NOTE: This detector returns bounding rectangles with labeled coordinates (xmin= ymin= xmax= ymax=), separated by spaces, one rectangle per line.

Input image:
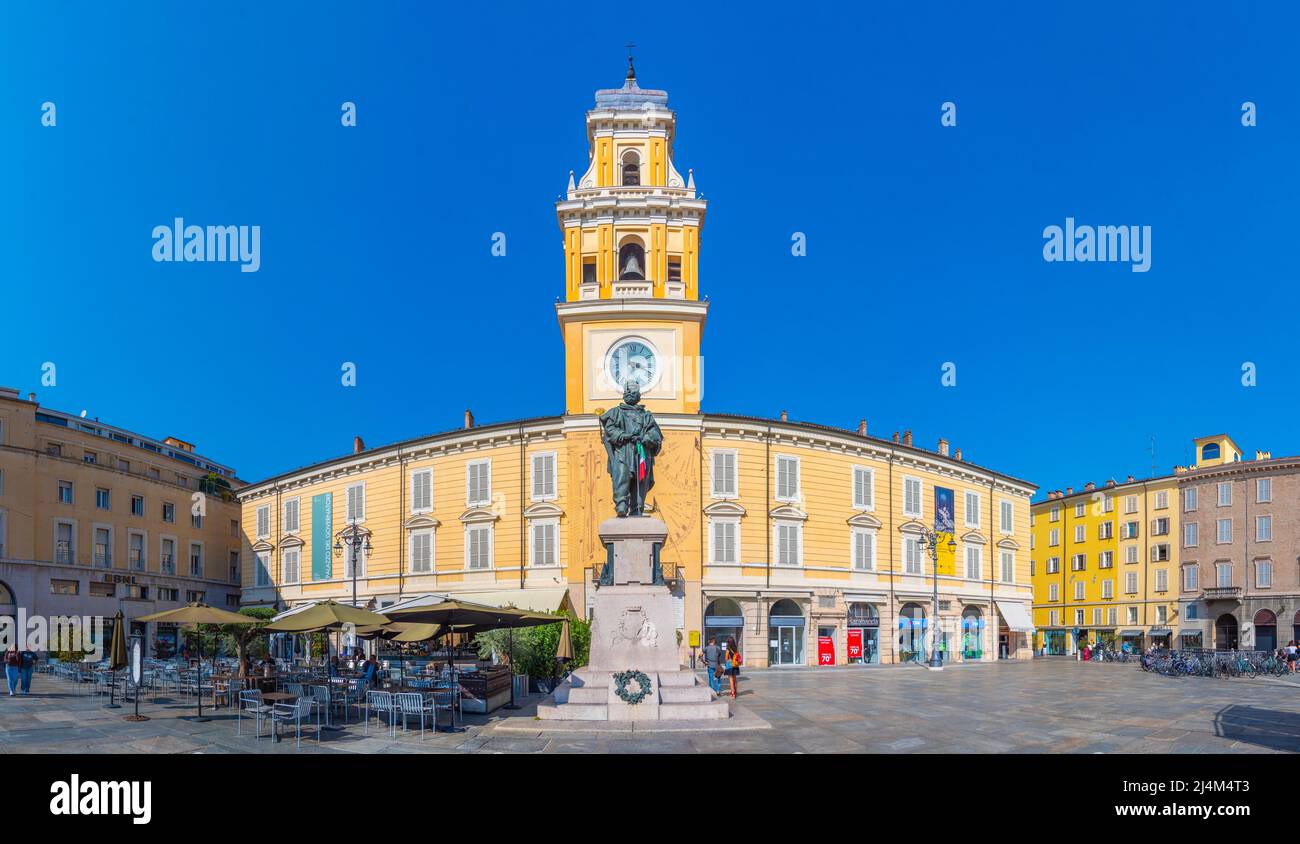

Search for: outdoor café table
xmin=261 ymin=691 xmax=296 ymax=742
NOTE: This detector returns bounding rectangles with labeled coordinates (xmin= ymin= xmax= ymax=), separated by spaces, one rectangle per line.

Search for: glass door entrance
xmin=769 ymin=625 xmax=804 ymax=665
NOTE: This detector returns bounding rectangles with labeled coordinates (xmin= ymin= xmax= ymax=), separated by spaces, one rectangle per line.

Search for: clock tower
xmin=556 ymin=58 xmax=708 ymax=416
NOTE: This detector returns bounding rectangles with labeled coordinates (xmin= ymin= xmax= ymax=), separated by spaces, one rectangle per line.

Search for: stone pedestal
xmin=536 ymin=516 xmax=729 ymax=722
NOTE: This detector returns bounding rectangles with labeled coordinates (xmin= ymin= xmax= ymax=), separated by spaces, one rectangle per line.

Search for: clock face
xmin=606 ymin=338 xmax=659 ymax=391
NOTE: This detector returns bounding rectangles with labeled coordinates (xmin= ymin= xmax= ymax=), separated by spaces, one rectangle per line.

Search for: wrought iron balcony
xmin=1202 ymin=586 xmax=1242 ymax=600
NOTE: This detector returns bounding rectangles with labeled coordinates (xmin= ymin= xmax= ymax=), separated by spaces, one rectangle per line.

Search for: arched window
xmin=1254 ymin=609 xmax=1278 ymax=652
xmin=621 ymin=151 xmax=641 ymax=186
xmin=898 ymin=602 xmax=927 ymax=663
xmin=704 ymin=598 xmax=744 ymax=653
xmin=1214 ymin=613 xmax=1238 ymax=650
xmin=1202 ymin=443 xmax=1221 ymax=460
xmin=618 ymin=241 xmax=646 ymax=280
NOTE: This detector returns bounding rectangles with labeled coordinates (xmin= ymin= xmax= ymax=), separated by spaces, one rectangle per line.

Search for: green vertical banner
xmin=312 ymin=492 xmax=333 ymax=580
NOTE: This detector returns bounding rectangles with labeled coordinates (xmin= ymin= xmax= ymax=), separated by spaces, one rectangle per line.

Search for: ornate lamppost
xmin=916 ymin=526 xmax=957 ymax=669
xmin=334 ymin=520 xmax=372 ymax=608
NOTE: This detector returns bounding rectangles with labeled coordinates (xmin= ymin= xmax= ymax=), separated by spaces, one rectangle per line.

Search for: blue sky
xmin=2 ymin=2 xmax=1296 ymax=495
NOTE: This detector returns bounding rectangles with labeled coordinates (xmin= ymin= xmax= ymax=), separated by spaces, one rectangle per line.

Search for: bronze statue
xmin=600 ymin=381 xmax=662 ymax=517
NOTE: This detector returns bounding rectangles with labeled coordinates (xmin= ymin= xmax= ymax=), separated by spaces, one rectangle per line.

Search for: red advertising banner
xmin=817 ymin=636 xmax=835 ymax=665
xmin=846 ymin=629 xmax=863 ymax=660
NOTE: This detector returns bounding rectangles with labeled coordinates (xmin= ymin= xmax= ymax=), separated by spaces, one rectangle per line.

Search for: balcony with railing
xmin=94 ymin=548 xmax=111 ymax=568
xmin=55 ymin=543 xmax=72 ymax=565
xmin=1203 ymin=586 xmax=1242 ymax=600
xmin=160 ymin=554 xmax=174 ymax=575
xmin=129 ymin=551 xmax=145 ymax=571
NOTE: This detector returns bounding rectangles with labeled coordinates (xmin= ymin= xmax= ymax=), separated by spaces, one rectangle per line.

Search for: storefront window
xmin=704 ymin=598 xmax=744 ymax=660
xmin=768 ymin=599 xmax=805 ymax=666
xmin=847 ymin=603 xmax=880 ymax=664
xmin=961 ymin=607 xmax=983 ymax=660
xmin=898 ymin=603 xmax=926 ymax=664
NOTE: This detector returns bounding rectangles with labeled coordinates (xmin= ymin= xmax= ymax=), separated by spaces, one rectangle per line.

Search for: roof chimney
xmin=857 ymin=419 xmax=867 ymax=437
xmin=28 ymin=392 xmax=36 ymax=402
xmin=937 ymin=438 xmax=949 ymax=457
xmin=353 ymin=436 xmax=365 ymax=455
xmin=1105 ymin=479 xmax=1116 ymax=488
xmin=892 ymin=431 xmax=900 ymax=444
xmin=902 ymin=430 xmax=912 ymax=447
xmin=954 ymin=448 xmax=962 ymax=462
xmin=464 ymin=409 xmax=475 ymax=429
xmin=1126 ymin=475 xmax=1134 ymax=483
xmin=779 ymin=409 xmax=788 ymax=422
xmin=1084 ymin=481 xmax=1096 ymax=492
xmin=1066 ymin=487 xmax=1073 ymax=496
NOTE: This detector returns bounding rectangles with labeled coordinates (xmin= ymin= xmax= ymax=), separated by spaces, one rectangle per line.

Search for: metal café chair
xmin=394 ymin=692 xmax=436 ymax=740
xmin=363 ymin=690 xmax=397 ymax=737
xmin=238 ymin=689 xmax=273 ymax=740
xmin=270 ymin=697 xmax=319 ymax=750
xmin=430 ymin=686 xmax=458 ymax=732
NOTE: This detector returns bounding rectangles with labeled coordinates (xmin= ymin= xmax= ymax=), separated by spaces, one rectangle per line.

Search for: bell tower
xmin=556 ymin=57 xmax=708 ymax=416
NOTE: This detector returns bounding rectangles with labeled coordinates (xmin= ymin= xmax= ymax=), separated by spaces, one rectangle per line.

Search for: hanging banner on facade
xmin=846 ymin=628 xmax=862 ymax=661
xmin=311 ymin=492 xmax=333 ymax=580
xmin=934 ymin=486 xmax=956 ymax=577
xmin=817 ymin=635 xmax=835 ymax=665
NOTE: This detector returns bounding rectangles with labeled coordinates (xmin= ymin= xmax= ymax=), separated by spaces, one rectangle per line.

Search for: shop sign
xmin=817 ymin=636 xmax=835 ymax=665
xmin=846 ymin=629 xmax=862 ymax=660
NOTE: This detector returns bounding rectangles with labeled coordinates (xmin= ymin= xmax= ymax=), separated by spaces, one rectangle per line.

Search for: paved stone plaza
xmin=2 ymin=659 xmax=1298 ymax=754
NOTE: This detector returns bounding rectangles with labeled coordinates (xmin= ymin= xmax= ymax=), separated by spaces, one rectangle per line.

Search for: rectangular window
xmin=1102 ymin=579 xmax=1114 ymax=599
xmin=903 ymin=536 xmax=923 ymax=575
xmin=1256 ymin=560 xmax=1273 ymax=589
xmin=1154 ymin=490 xmax=1169 ymax=509
xmin=94 ymin=527 xmax=111 ymax=568
xmin=1125 ymin=545 xmax=1139 ymax=564
xmin=1073 ymin=502 xmax=1085 ymax=518
xmin=711 ymin=520 xmax=737 ymax=564
xmin=1050 ymin=610 xmax=1060 ymax=627
xmin=853 ymin=466 xmax=874 ymax=510
xmin=1074 ymin=581 xmax=1085 ymax=600
xmin=411 ymin=469 xmax=433 ymax=513
xmin=1071 ymin=553 xmax=1086 ymax=571
xmin=1074 ymin=525 xmax=1085 ymax=543
xmin=712 ymin=451 xmax=738 ymax=498
xmin=1125 ymin=572 xmax=1138 ymax=594
xmin=410 ymin=530 xmax=433 ymax=573
xmin=128 ymin=532 xmax=145 ymax=571
xmin=466 ymin=525 xmax=492 ymax=569
xmin=1049 ymin=507 xmax=1060 ymax=523
xmin=965 ymin=491 xmax=981 ymax=527
xmin=130 ymin=495 xmax=144 ymax=517
xmin=531 ymin=521 xmax=557 ymax=566
xmin=1127 ymin=606 xmax=1138 ymax=624
xmin=1184 ymin=522 xmax=1198 ymax=547
xmin=1151 ymin=517 xmax=1169 ymax=536
xmin=1216 ymin=518 xmax=1232 ymax=544
xmin=531 ymin=453 xmax=557 ymax=502
xmin=83 ymin=450 xmax=97 ymax=464
xmin=255 ymin=551 xmax=271 ymax=587
xmin=1000 ymin=550 xmax=1014 ymax=583
xmin=162 ymin=502 xmax=175 ymax=523
xmin=346 ymin=482 xmax=366 ymax=522
xmin=776 ymin=523 xmax=801 ymax=566
xmin=1099 ymin=550 xmax=1114 ymax=568
xmin=284 ymin=498 xmax=300 ymax=533
xmin=160 ymin=538 xmax=175 ymax=574
xmin=1107 ymin=607 xmax=1117 ymax=626
xmin=1098 ymin=521 xmax=1113 ymax=540
xmin=1000 ymin=500 xmax=1013 ymax=533
xmin=1124 ymin=495 xmax=1139 ymax=514
xmin=1048 ymin=528 xmax=1059 ymax=547
xmin=1182 ymin=565 xmax=1198 ymax=591
xmin=50 ymin=579 xmax=79 ymax=596
xmin=189 ymin=543 xmax=203 ymax=577
xmin=230 ymin=519 xmax=238 ymax=539
xmin=1048 ymin=583 xmax=1059 ymax=602
xmin=1154 ymin=569 xmax=1168 ymax=592
xmin=191 ymin=512 xmax=203 ymax=529
xmin=964 ymin=545 xmax=981 ymax=580
xmin=1092 ymin=608 xmax=1102 ymax=625
xmin=59 ymin=481 xmax=73 ymax=505
xmin=1152 ymin=544 xmax=1170 ymax=562
xmin=1121 ymin=521 xmax=1139 ymax=540
xmin=282 ymin=548 xmax=300 ymax=583
xmin=1184 ymin=488 xmax=1198 ymax=511
xmin=1217 ymin=482 xmax=1232 ymax=506
xmin=89 ymin=582 xmax=115 ymax=598
xmin=854 ymin=529 xmax=876 ymax=571
xmin=256 ymin=505 xmax=270 ymax=540
xmin=1156 ymin=605 xmax=1168 ymax=624
xmin=96 ymin=488 xmax=111 ymax=510
xmin=1216 ymin=563 xmax=1232 ymax=588
xmin=776 ymin=456 xmax=800 ymax=502
xmin=1256 ymin=478 xmax=1271 ymax=503
xmin=1046 ymin=556 xmax=1060 ymax=574
xmin=1256 ymin=515 xmax=1272 ymax=541
xmin=466 ymin=461 xmax=491 ymax=507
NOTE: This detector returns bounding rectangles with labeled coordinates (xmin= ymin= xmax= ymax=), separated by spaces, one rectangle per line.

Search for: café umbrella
xmin=555 ymin=617 xmax=574 ymax=664
xmin=355 ymin=621 xmax=440 ymax=683
xmin=134 ymin=602 xmax=261 ymax=722
xmin=105 ymin=610 xmax=128 ymax=709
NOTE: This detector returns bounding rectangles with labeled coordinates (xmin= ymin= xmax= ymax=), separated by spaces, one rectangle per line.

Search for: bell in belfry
xmin=619 ymin=244 xmax=645 ymax=280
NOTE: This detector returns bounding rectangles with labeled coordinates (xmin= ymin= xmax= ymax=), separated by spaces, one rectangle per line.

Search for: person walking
xmin=4 ymin=645 xmax=20 ymax=696
xmin=19 ymin=647 xmax=36 ymax=695
xmin=1286 ymin=640 xmax=1298 ymax=674
xmin=701 ymin=637 xmax=721 ymax=694
xmin=723 ymin=637 xmax=741 ymax=701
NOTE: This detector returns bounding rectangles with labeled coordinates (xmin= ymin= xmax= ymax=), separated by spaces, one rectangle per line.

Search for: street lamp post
xmin=334 ymin=519 xmax=373 ymax=608
xmin=917 ymin=526 xmax=957 ymax=670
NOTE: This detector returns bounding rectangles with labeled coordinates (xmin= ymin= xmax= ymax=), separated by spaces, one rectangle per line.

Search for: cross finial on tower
xmin=625 ymin=42 xmax=637 ymax=81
